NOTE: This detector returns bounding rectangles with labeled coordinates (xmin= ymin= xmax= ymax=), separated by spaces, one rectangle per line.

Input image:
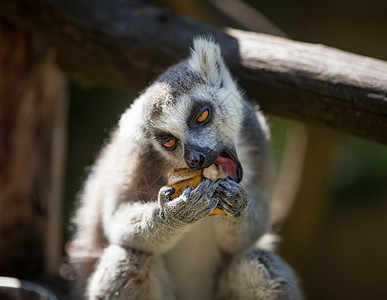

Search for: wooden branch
xmin=0 ymin=0 xmax=386 ymax=144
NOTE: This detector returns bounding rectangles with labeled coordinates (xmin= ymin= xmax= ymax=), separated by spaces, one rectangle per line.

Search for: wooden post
xmin=0 ymin=21 xmax=67 ymax=278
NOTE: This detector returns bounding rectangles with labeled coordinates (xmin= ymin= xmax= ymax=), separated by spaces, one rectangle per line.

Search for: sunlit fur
xmin=70 ymin=37 xmax=302 ymax=300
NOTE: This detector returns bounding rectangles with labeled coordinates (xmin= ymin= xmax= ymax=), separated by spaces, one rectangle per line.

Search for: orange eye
xmin=163 ymin=138 xmax=176 ymax=148
xmin=197 ymin=109 xmax=209 ymax=123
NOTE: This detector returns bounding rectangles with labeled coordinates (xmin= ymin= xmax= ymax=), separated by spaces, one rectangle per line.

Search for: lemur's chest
xmin=163 ymin=217 xmax=222 ymax=300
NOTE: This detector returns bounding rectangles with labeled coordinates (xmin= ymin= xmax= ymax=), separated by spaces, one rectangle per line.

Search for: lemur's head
xmin=122 ymin=38 xmax=246 ymax=182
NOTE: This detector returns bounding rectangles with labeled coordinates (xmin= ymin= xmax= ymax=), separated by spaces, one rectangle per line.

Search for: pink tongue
xmin=215 ymin=154 xmax=237 ymax=179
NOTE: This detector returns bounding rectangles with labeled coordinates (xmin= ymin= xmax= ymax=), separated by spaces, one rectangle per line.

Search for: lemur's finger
xmin=196 ymin=185 xmax=219 ymax=210
xmin=158 ymin=186 xmax=175 ymax=206
xmin=218 ymin=178 xmax=244 ymax=194
xmin=216 ymin=187 xmax=239 ymax=208
xmin=168 ymin=186 xmax=193 ymax=210
xmin=181 ymin=186 xmax=194 ymax=198
xmin=188 ymin=177 xmax=216 ymax=202
xmin=185 ymin=192 xmax=219 ymax=222
xmin=217 ymin=200 xmax=242 ymax=218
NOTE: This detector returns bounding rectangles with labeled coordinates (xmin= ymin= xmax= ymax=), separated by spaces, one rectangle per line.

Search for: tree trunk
xmin=0 ymin=21 xmax=67 ymax=278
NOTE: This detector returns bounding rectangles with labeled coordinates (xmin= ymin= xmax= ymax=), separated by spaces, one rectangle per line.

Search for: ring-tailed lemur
xmin=70 ymin=37 xmax=302 ymax=300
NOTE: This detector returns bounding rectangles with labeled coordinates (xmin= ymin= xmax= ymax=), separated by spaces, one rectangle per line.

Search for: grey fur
xmin=156 ymin=62 xmax=204 ymax=97
xmin=69 ymin=37 xmax=302 ymax=299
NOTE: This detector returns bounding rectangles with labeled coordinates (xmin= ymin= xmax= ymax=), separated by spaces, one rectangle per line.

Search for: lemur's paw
xmin=158 ymin=178 xmax=219 ymax=224
xmin=215 ymin=178 xmax=248 ymax=218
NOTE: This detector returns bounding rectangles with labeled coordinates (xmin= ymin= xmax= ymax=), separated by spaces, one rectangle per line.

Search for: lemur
xmin=70 ymin=37 xmax=303 ymax=300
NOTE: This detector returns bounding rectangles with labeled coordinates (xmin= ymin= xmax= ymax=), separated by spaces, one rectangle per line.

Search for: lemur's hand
xmin=215 ymin=178 xmax=248 ymax=218
xmin=158 ymin=178 xmax=219 ymax=224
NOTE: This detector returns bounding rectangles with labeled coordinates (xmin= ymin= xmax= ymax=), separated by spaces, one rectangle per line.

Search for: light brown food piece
xmin=167 ymin=165 xmax=227 ymax=217
xmin=167 ymin=168 xmax=203 ymax=199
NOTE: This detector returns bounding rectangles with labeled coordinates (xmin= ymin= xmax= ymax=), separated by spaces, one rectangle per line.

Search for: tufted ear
xmin=188 ymin=37 xmax=227 ymax=86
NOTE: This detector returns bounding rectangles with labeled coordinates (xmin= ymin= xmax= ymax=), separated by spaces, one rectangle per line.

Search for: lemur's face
xmin=141 ymin=39 xmax=246 ymax=182
xmin=146 ymin=80 xmax=243 ymax=183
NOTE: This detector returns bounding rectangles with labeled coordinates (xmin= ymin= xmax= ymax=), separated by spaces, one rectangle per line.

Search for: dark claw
xmin=233 ymin=211 xmax=241 ymax=218
xmin=166 ymin=186 xmax=175 ymax=197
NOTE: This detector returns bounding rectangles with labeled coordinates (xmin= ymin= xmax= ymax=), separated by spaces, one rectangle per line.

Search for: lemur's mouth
xmin=215 ymin=151 xmax=243 ymax=183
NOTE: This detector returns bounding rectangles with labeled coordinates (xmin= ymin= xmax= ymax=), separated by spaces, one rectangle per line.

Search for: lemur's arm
xmin=102 ymin=176 xmax=219 ymax=254
xmin=102 ymin=199 xmax=186 ymax=254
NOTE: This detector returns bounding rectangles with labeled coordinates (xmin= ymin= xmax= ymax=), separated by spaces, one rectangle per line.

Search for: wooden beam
xmin=0 ymin=0 xmax=386 ymax=144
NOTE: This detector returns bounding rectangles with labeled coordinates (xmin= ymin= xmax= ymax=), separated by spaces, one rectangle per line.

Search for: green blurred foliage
xmin=330 ymin=137 xmax=387 ymax=209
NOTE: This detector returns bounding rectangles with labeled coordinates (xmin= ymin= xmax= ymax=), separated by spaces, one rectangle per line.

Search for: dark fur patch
xmin=186 ymin=100 xmax=214 ymax=129
xmin=156 ymin=61 xmax=204 ymax=97
xmin=142 ymin=62 xmax=205 ymax=135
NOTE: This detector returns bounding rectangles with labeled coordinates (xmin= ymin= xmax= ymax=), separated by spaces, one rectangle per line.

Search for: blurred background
xmin=1 ymin=0 xmax=386 ymax=299
xmin=65 ymin=1 xmax=387 ymax=299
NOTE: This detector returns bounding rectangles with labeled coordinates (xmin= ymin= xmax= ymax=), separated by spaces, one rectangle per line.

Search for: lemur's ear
xmin=188 ymin=37 xmax=227 ymax=86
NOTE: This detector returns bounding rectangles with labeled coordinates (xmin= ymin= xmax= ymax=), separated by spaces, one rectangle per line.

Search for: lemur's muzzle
xmin=184 ymin=145 xmax=217 ymax=170
xmin=184 ymin=144 xmax=243 ymax=183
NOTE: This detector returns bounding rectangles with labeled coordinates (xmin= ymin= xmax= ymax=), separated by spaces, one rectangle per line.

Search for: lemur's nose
xmin=187 ymin=151 xmax=206 ymax=169
xmin=184 ymin=144 xmax=217 ymax=170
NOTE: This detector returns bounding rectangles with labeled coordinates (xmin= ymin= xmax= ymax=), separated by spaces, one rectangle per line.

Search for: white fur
xmin=164 ymin=218 xmax=222 ymax=300
xmin=118 ymin=95 xmax=146 ymax=142
xmin=189 ymin=37 xmax=223 ymax=85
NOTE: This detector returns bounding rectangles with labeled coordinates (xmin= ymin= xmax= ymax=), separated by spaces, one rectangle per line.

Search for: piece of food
xmin=167 ymin=165 xmax=227 ymax=217
xmin=203 ymin=164 xmax=227 ymax=181
xmin=167 ymin=168 xmax=203 ymax=199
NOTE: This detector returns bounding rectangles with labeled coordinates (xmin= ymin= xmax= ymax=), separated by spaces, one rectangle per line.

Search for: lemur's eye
xmin=197 ymin=109 xmax=209 ymax=123
xmin=162 ymin=138 xmax=176 ymax=148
